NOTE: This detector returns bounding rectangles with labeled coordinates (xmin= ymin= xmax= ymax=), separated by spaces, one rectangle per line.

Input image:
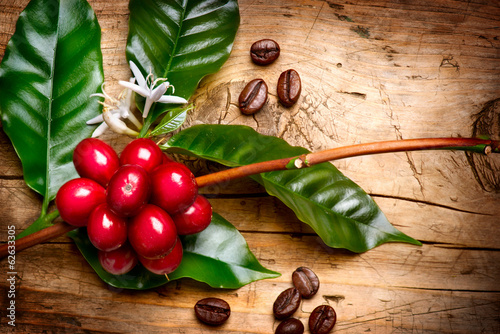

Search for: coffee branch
xmin=0 ymin=136 xmax=498 ymax=259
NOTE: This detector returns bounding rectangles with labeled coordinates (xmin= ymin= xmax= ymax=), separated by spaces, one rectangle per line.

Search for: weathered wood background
xmin=1 ymin=0 xmax=499 ymax=332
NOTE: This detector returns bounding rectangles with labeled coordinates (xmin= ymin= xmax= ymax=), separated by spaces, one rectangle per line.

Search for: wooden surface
xmin=1 ymin=0 xmax=499 ymax=332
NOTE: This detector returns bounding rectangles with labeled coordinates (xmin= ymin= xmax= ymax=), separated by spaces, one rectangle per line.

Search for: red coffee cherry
xmin=98 ymin=243 xmax=138 ymax=275
xmin=172 ymin=195 xmax=212 ymax=235
xmin=150 ymin=162 xmax=198 ymax=214
xmin=119 ymin=138 xmax=163 ymax=173
xmin=106 ymin=164 xmax=151 ymax=217
xmin=139 ymin=238 xmax=183 ymax=275
xmin=87 ymin=203 xmax=128 ymax=252
xmin=55 ymin=178 xmax=106 ymax=227
xmin=128 ymin=204 xmax=178 ymax=259
xmin=73 ymin=138 xmax=120 ymax=186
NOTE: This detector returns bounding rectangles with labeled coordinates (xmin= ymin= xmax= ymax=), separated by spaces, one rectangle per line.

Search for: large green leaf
xmin=163 ymin=124 xmax=422 ymax=253
xmin=126 ymin=0 xmax=239 ymax=124
xmin=0 ymin=0 xmax=104 ymax=202
xmin=69 ymin=213 xmax=280 ymax=290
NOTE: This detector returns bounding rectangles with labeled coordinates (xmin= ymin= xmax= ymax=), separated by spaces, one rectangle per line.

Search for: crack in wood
xmin=323 ymin=294 xmax=346 ymax=304
xmin=0 ymin=175 xmax=23 ymax=180
xmin=370 ymin=193 xmax=492 ymax=216
xmin=392 ymin=286 xmax=500 ymax=294
xmin=466 ymin=97 xmax=500 ymax=192
xmin=431 ymin=244 xmax=500 ymax=252
xmin=339 ymin=91 xmax=366 ymax=99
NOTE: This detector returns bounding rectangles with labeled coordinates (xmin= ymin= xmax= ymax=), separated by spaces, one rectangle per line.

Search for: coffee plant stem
xmin=0 ymin=216 xmax=74 ymax=259
xmin=1 ymin=137 xmax=498 ymax=259
xmin=196 ymin=137 xmax=499 ymax=187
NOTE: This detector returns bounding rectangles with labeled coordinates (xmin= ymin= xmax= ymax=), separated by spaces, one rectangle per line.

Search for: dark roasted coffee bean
xmin=275 ymin=318 xmax=304 ymax=334
xmin=238 ymin=78 xmax=268 ymax=114
xmin=277 ymin=69 xmax=301 ymax=107
xmin=308 ymin=305 xmax=336 ymax=334
xmin=250 ymin=39 xmax=280 ymax=65
xmin=273 ymin=287 xmax=302 ymax=319
xmin=194 ymin=297 xmax=231 ymax=326
xmin=292 ymin=267 xmax=320 ymax=298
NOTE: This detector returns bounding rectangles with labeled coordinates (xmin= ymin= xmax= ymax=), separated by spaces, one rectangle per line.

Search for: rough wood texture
xmin=1 ymin=0 xmax=499 ymax=333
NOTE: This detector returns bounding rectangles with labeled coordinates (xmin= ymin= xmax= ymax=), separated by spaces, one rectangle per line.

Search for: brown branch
xmin=195 ymin=157 xmax=293 ymax=188
xmin=1 ymin=136 xmax=498 ymax=260
xmin=303 ymin=137 xmax=497 ymax=166
xmin=196 ymin=137 xmax=498 ymax=187
xmin=0 ymin=221 xmax=75 ymax=259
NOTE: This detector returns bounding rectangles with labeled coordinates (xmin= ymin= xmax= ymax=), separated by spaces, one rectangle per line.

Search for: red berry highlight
xmin=55 ymin=178 xmax=106 ymax=227
xmin=106 ymin=164 xmax=151 ymax=217
xmin=119 ymin=138 xmax=163 ymax=173
xmin=150 ymin=162 xmax=198 ymax=214
xmin=172 ymin=195 xmax=212 ymax=235
xmin=87 ymin=203 xmax=128 ymax=252
xmin=98 ymin=243 xmax=138 ymax=275
xmin=128 ymin=204 xmax=178 ymax=259
xmin=73 ymin=138 xmax=120 ymax=186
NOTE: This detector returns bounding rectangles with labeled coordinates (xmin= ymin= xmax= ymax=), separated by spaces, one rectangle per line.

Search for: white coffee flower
xmin=87 ymin=81 xmax=141 ymax=137
xmin=118 ymin=61 xmax=187 ymax=118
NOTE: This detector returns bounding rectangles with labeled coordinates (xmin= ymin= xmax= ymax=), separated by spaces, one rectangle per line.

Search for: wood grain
xmin=1 ymin=0 xmax=499 ymax=333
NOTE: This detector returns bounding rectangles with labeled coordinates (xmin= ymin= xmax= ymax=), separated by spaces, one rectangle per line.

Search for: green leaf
xmin=150 ymin=105 xmax=192 ymax=136
xmin=164 ymin=124 xmax=422 ymax=253
xmin=69 ymin=213 xmax=279 ymax=290
xmin=125 ymin=0 xmax=240 ymax=126
xmin=0 ymin=0 xmax=104 ymax=202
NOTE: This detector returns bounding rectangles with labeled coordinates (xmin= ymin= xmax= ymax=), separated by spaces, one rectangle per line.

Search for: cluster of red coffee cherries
xmin=55 ymin=138 xmax=212 ymax=276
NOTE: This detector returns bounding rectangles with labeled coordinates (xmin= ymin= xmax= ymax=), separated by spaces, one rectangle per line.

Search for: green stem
xmin=15 ymin=209 xmax=60 ymax=240
xmin=138 ymin=101 xmax=158 ymax=138
xmin=138 ymin=115 xmax=152 ymax=138
xmin=40 ymin=194 xmax=50 ymax=216
xmin=0 ymin=212 xmax=73 ymax=259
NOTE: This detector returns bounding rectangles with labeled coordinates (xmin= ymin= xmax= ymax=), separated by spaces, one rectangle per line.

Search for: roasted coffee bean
xmin=250 ymin=39 xmax=280 ymax=65
xmin=275 ymin=318 xmax=304 ymax=334
xmin=308 ymin=305 xmax=336 ymax=334
xmin=273 ymin=287 xmax=302 ymax=319
xmin=292 ymin=267 xmax=320 ymax=298
xmin=277 ymin=69 xmax=301 ymax=107
xmin=194 ymin=297 xmax=231 ymax=326
xmin=238 ymin=78 xmax=268 ymax=114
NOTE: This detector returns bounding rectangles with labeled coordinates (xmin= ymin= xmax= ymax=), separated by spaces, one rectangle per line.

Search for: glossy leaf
xmin=126 ymin=0 xmax=240 ymax=124
xmin=69 ymin=213 xmax=279 ymax=290
xmin=164 ymin=124 xmax=422 ymax=253
xmin=0 ymin=0 xmax=104 ymax=202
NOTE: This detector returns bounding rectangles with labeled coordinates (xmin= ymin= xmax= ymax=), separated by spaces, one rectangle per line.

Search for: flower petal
xmin=157 ymin=95 xmax=188 ymax=104
xmin=150 ymin=83 xmax=168 ymax=101
xmin=129 ymin=61 xmax=146 ymax=88
xmin=103 ymin=110 xmax=139 ymax=136
xmin=86 ymin=114 xmax=104 ymax=124
xmin=117 ymin=105 xmax=130 ymax=118
xmin=119 ymin=80 xmax=150 ymax=97
xmin=142 ymin=98 xmax=154 ymax=118
xmin=91 ymin=122 xmax=109 ymax=138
